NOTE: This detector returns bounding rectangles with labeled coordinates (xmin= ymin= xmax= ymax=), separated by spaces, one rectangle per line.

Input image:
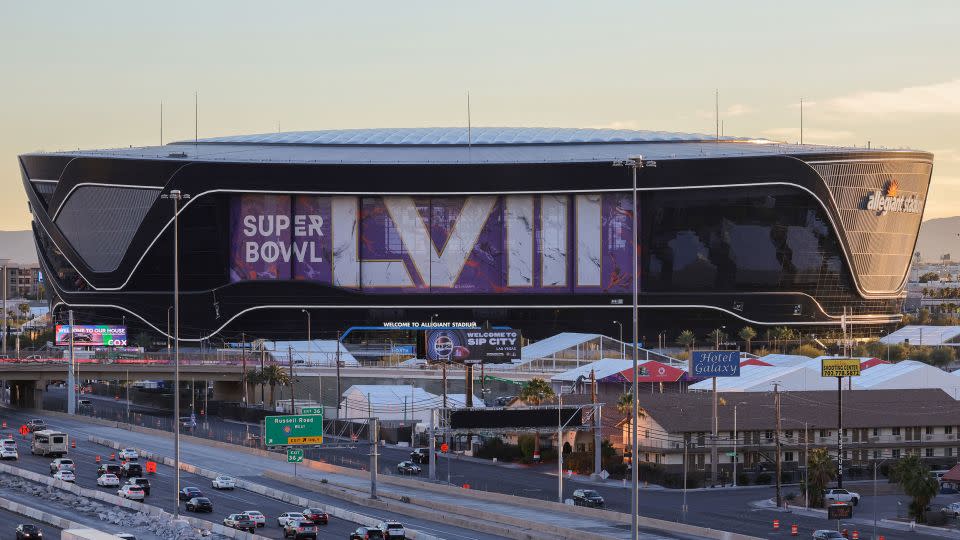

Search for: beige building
xmin=0 ymin=261 xmax=42 ymax=300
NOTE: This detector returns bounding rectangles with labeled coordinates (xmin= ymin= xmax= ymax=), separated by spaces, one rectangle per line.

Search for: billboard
xmin=55 ymin=325 xmax=127 ymax=347
xmin=425 ymin=329 xmax=520 ymax=364
xmin=229 ymin=193 xmax=636 ymax=294
xmin=821 ymin=358 xmax=861 ymax=377
xmin=450 ymin=407 xmax=583 ymax=430
xmin=690 ymin=351 xmax=741 ymax=378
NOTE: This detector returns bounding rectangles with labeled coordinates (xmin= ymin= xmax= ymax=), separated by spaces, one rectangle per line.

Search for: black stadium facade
xmin=19 ymin=128 xmax=932 ymax=342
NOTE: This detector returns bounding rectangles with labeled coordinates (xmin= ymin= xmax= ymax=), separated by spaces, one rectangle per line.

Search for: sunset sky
xmin=1 ymin=1 xmax=957 ymax=229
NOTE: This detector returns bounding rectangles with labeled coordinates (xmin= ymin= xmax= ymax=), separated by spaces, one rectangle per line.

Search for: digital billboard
xmin=55 ymin=325 xmax=128 ymax=346
xmin=229 ymin=193 xmax=636 ymax=294
xmin=424 ymin=329 xmax=520 ymax=364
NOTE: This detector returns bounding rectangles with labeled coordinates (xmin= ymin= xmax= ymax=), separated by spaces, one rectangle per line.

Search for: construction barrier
xmin=109 ymin=453 xmax=115 ymax=461
xmin=790 ymin=523 xmax=798 ymax=536
xmin=772 ymin=519 xmax=779 ymax=530
xmin=71 ymin=440 xmax=76 ymax=449
xmin=851 ymin=532 xmax=858 ymax=540
xmin=95 ymin=455 xmax=101 ymax=464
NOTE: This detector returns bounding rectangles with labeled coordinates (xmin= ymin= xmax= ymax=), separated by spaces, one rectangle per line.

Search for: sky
xmin=1 ymin=1 xmax=958 ymax=229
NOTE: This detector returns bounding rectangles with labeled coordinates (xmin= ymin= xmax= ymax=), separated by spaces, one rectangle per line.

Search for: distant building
xmin=0 ymin=260 xmax=41 ymax=300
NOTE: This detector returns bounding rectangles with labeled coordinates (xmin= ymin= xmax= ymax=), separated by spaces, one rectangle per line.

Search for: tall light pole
xmin=301 ymin=309 xmax=311 ymax=364
xmin=732 ymin=401 xmax=746 ymax=487
xmin=161 ymin=188 xmax=189 ymax=518
xmin=166 ymin=306 xmax=173 ymax=356
xmin=613 ymin=320 xmax=623 ymax=359
xmin=629 ymin=157 xmax=643 ymax=540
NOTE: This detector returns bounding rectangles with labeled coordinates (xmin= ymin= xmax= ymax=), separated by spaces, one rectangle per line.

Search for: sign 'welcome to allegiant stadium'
xmin=229 ymin=193 xmax=635 ymax=294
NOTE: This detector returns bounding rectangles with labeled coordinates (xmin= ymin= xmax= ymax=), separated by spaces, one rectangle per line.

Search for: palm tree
xmin=738 ymin=326 xmax=757 ymax=354
xmin=707 ymin=328 xmax=728 ymax=349
xmin=676 ymin=330 xmax=696 ymax=352
xmin=806 ymin=448 xmax=835 ymax=507
xmin=260 ymin=365 xmax=290 ymax=407
xmin=518 ymin=378 xmax=556 ymax=460
xmin=244 ymin=369 xmax=264 ymax=406
xmin=893 ymin=454 xmax=940 ymax=522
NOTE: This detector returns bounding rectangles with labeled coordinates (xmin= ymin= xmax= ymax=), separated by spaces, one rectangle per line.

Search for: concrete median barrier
xmin=0 ymin=493 xmax=88 ymax=530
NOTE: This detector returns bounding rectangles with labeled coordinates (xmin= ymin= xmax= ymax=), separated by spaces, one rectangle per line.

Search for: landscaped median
xmin=0 ymin=461 xmax=267 ymax=540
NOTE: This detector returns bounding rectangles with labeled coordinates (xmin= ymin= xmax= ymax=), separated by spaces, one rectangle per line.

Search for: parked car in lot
xmin=118 ymin=448 xmax=139 ymax=460
xmin=378 ymin=520 xmax=406 ymax=539
xmin=53 ymin=469 xmax=75 ymax=482
xmin=49 ymin=458 xmax=74 ymax=474
xmin=97 ymin=473 xmax=120 ymax=487
xmin=26 ymin=419 xmax=46 ymax=432
xmin=812 ymin=531 xmax=845 ymax=539
xmin=283 ymin=518 xmax=317 ymax=539
xmin=97 ymin=464 xmax=122 ymax=477
xmin=572 ymin=489 xmax=605 ymax=508
xmin=240 ymin=510 xmax=266 ymax=528
xmin=0 ymin=446 xmax=18 ymax=460
xmin=178 ymin=487 xmax=203 ymax=500
xmin=349 ymin=526 xmax=384 ymax=540
xmin=120 ymin=461 xmax=142 ymax=477
xmin=212 ymin=475 xmax=236 ymax=489
xmin=277 ymin=512 xmax=306 ymax=527
xmin=942 ymin=501 xmax=960 ymax=517
xmin=15 ymin=523 xmax=42 ymax=539
xmin=301 ymin=508 xmax=328 ymax=525
xmin=223 ymin=514 xmax=256 ymax=533
xmin=397 ymin=460 xmax=421 ymax=475
xmin=824 ymin=488 xmax=860 ymax=505
xmin=185 ymin=497 xmax=213 ymax=512
xmin=409 ymin=448 xmax=431 ymax=464
xmin=117 ymin=485 xmax=145 ymax=500
xmin=126 ymin=477 xmax=151 ymax=496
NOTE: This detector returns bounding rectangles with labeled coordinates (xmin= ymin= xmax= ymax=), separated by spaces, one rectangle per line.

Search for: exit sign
xmin=265 ymin=413 xmax=323 ymax=446
xmin=287 ymin=449 xmax=304 ymax=463
xmin=300 ymin=406 xmax=323 ymax=415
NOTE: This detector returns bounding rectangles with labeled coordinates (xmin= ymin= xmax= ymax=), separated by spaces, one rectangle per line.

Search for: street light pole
xmin=629 ymin=157 xmax=642 ymax=540
xmin=166 ymin=306 xmax=173 ymax=356
xmin=301 ymin=309 xmax=311 ymax=365
xmin=613 ymin=320 xmax=623 ymax=359
xmin=162 ymin=188 xmax=188 ymax=518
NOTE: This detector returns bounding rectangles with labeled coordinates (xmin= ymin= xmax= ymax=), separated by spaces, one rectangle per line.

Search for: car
xmin=223 ymin=514 xmax=257 ymax=533
xmin=126 ymin=477 xmax=151 ymax=496
xmin=283 ymin=519 xmax=318 ymax=539
xmin=120 ymin=461 xmax=143 ymax=477
xmin=185 ymin=497 xmax=213 ymax=512
xmin=0 ymin=447 xmax=18 ymax=460
xmin=212 ymin=475 xmax=236 ymax=489
xmin=70 ymin=332 xmax=93 ymax=343
xmin=53 ymin=469 xmax=75 ymax=482
xmin=179 ymin=417 xmax=197 ymax=429
xmin=378 ymin=520 xmax=406 ymax=539
xmin=410 ymin=447 xmax=431 ymax=464
xmin=26 ymin=419 xmax=46 ymax=432
xmin=114 ymin=535 xmax=136 ymax=540
xmin=78 ymin=399 xmax=93 ymax=409
xmin=178 ymin=487 xmax=203 ymax=500
xmin=118 ymin=448 xmax=138 ymax=460
xmin=2 ymin=439 xmax=18 ymax=450
xmin=940 ymin=485 xmax=959 ymax=495
xmin=397 ymin=460 xmax=421 ymax=475
xmin=240 ymin=510 xmax=266 ymax=527
xmin=942 ymin=501 xmax=960 ymax=517
xmin=277 ymin=512 xmax=306 ymax=527
xmin=15 ymin=524 xmax=42 ymax=539
xmin=812 ymin=531 xmax=845 ymax=539
xmin=301 ymin=508 xmax=328 ymax=525
xmin=824 ymin=488 xmax=860 ymax=506
xmin=97 ymin=473 xmax=120 ymax=487
xmin=572 ymin=489 xmax=604 ymax=508
xmin=49 ymin=458 xmax=74 ymax=474
xmin=349 ymin=526 xmax=385 ymax=540
xmin=117 ymin=485 xmax=145 ymax=500
xmin=98 ymin=464 xmax=122 ymax=477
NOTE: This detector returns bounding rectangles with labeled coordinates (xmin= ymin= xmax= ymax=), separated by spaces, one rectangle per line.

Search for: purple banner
xmin=230 ymin=193 xmax=636 ymax=293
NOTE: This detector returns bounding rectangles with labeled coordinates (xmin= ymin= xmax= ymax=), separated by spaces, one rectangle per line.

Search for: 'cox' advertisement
xmin=55 ymin=325 xmax=128 ymax=347
xmin=425 ymin=329 xmax=520 ymax=364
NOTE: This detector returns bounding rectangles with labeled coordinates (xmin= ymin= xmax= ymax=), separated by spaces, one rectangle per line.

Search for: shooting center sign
xmin=821 ymin=358 xmax=861 ymax=378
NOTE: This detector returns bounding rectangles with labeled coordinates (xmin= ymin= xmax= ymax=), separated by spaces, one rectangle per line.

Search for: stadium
xmin=18 ymin=127 xmax=932 ymax=342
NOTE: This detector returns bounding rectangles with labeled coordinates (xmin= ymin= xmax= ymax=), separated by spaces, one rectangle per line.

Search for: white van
xmin=31 ymin=430 xmax=69 ymax=457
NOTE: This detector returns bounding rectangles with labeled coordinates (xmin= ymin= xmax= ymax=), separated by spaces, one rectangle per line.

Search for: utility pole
xmin=592 ymin=369 xmax=602 ymax=477
xmin=465 ymin=364 xmax=473 ymax=408
xmin=629 ymin=158 xmax=641 ymax=540
xmin=288 ymin=344 xmax=295 ymax=414
xmin=1 ymin=264 xmax=6 ymax=356
xmin=837 ymin=374 xmax=844 ymax=488
xmin=774 ymin=383 xmax=783 ymax=508
xmin=428 ymin=409 xmax=436 ymax=481
xmin=711 ymin=375 xmax=718 ymax=487
xmin=241 ymin=333 xmax=247 ymax=406
xmin=369 ymin=417 xmax=379 ymax=500
xmin=67 ymin=310 xmax=75 ymax=415
xmin=260 ymin=344 xmax=265 ymax=406
xmin=335 ymin=331 xmax=342 ymax=420
xmin=804 ymin=422 xmax=809 ymax=509
xmin=442 ymin=363 xmax=448 ymax=409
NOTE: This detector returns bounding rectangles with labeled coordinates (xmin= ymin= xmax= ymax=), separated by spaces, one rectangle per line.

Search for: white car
xmin=943 ymin=502 xmax=960 ymax=517
xmin=97 ymin=473 xmax=120 ymax=487
xmin=824 ymin=488 xmax=861 ymax=506
xmin=277 ymin=512 xmax=306 ymax=527
xmin=812 ymin=531 xmax=845 ymax=540
xmin=49 ymin=458 xmax=75 ymax=474
xmin=378 ymin=520 xmax=406 ymax=539
xmin=118 ymin=448 xmax=139 ymax=460
xmin=212 ymin=475 xmax=236 ymax=489
xmin=1 ymin=439 xmax=16 ymax=450
xmin=0 ymin=447 xmax=18 ymax=460
xmin=53 ymin=469 xmax=76 ymax=482
xmin=117 ymin=484 xmax=145 ymax=500
xmin=241 ymin=510 xmax=266 ymax=528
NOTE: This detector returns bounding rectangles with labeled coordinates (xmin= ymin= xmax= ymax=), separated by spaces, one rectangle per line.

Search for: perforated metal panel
xmin=811 ymin=160 xmax=932 ymax=294
xmin=54 ymin=185 xmax=160 ymax=272
xmin=31 ymin=180 xmax=57 ymax=207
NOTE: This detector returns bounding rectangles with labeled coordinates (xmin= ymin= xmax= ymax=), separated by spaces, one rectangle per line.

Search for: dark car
xmin=185 ymin=496 xmax=213 ymax=512
xmin=179 ymin=487 xmax=203 ymax=500
xmin=572 ymin=489 xmax=604 ymax=508
xmin=409 ymin=448 xmax=431 ymax=464
xmin=349 ymin=527 xmax=384 ymax=540
xmin=15 ymin=524 xmax=42 ymax=539
xmin=283 ymin=519 xmax=318 ymax=539
xmin=300 ymin=508 xmax=328 ymax=525
xmin=121 ymin=462 xmax=143 ymax=477
xmin=127 ymin=477 xmax=151 ymax=496
xmin=70 ymin=332 xmax=93 ymax=343
xmin=229 ymin=515 xmax=256 ymax=533
xmin=26 ymin=419 xmax=46 ymax=432
xmin=397 ymin=460 xmax=421 ymax=475
xmin=97 ymin=464 xmax=122 ymax=476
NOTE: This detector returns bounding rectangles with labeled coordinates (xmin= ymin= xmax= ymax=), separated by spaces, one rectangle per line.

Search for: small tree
xmin=518 ymin=378 xmax=556 ymax=458
xmin=707 ymin=328 xmax=728 ymax=349
xmin=676 ymin=330 xmax=696 ymax=351
xmin=738 ymin=326 xmax=757 ymax=353
xmin=892 ymin=454 xmax=939 ymax=522
xmin=244 ymin=369 xmax=264 ymax=405
xmin=806 ymin=448 xmax=835 ymax=507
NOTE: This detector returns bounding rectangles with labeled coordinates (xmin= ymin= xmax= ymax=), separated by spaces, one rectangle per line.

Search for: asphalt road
xmin=0 ymin=506 xmax=56 ymax=539
xmin=37 ymin=391 xmax=960 ymax=539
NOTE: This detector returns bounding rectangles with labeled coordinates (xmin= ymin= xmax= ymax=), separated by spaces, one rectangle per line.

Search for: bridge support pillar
xmin=211 ymin=380 xmax=243 ymax=402
xmin=8 ymin=380 xmax=40 ymax=409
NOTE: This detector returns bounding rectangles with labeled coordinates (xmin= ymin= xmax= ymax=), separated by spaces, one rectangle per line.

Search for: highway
xmin=33 ymin=391 xmax=960 ymax=539
xmin=0 ymin=506 xmax=56 ymax=538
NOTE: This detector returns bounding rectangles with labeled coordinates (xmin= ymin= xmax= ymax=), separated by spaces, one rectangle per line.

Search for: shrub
xmin=563 ymin=442 xmax=572 ymax=455
xmin=756 ymin=472 xmax=772 ymax=484
xmin=737 ymin=473 xmax=750 ymax=486
xmin=475 ymin=438 xmax=523 ymax=462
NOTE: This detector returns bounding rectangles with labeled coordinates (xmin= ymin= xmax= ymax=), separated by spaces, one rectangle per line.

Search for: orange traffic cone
xmin=95 ymin=455 xmax=101 ymax=464
xmin=772 ymin=519 xmax=780 ymax=530
xmin=791 ymin=524 xmax=798 ymax=536
xmin=2 ymin=420 xmax=6 ymax=428
xmin=71 ymin=440 xmax=76 ymax=449
xmin=852 ymin=532 xmax=859 ymax=540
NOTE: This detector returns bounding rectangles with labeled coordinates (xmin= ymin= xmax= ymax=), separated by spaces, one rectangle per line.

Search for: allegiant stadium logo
xmin=863 ymin=180 xmax=922 ymax=215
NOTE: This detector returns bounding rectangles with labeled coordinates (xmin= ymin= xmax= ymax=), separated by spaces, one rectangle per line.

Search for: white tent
xmin=851 ymin=361 xmax=960 ymax=397
xmin=879 ymin=325 xmax=960 ymax=347
xmin=338 ymin=385 xmax=483 ymax=425
xmin=268 ymin=340 xmax=360 ymax=366
xmin=689 ymin=364 xmax=836 ymax=392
